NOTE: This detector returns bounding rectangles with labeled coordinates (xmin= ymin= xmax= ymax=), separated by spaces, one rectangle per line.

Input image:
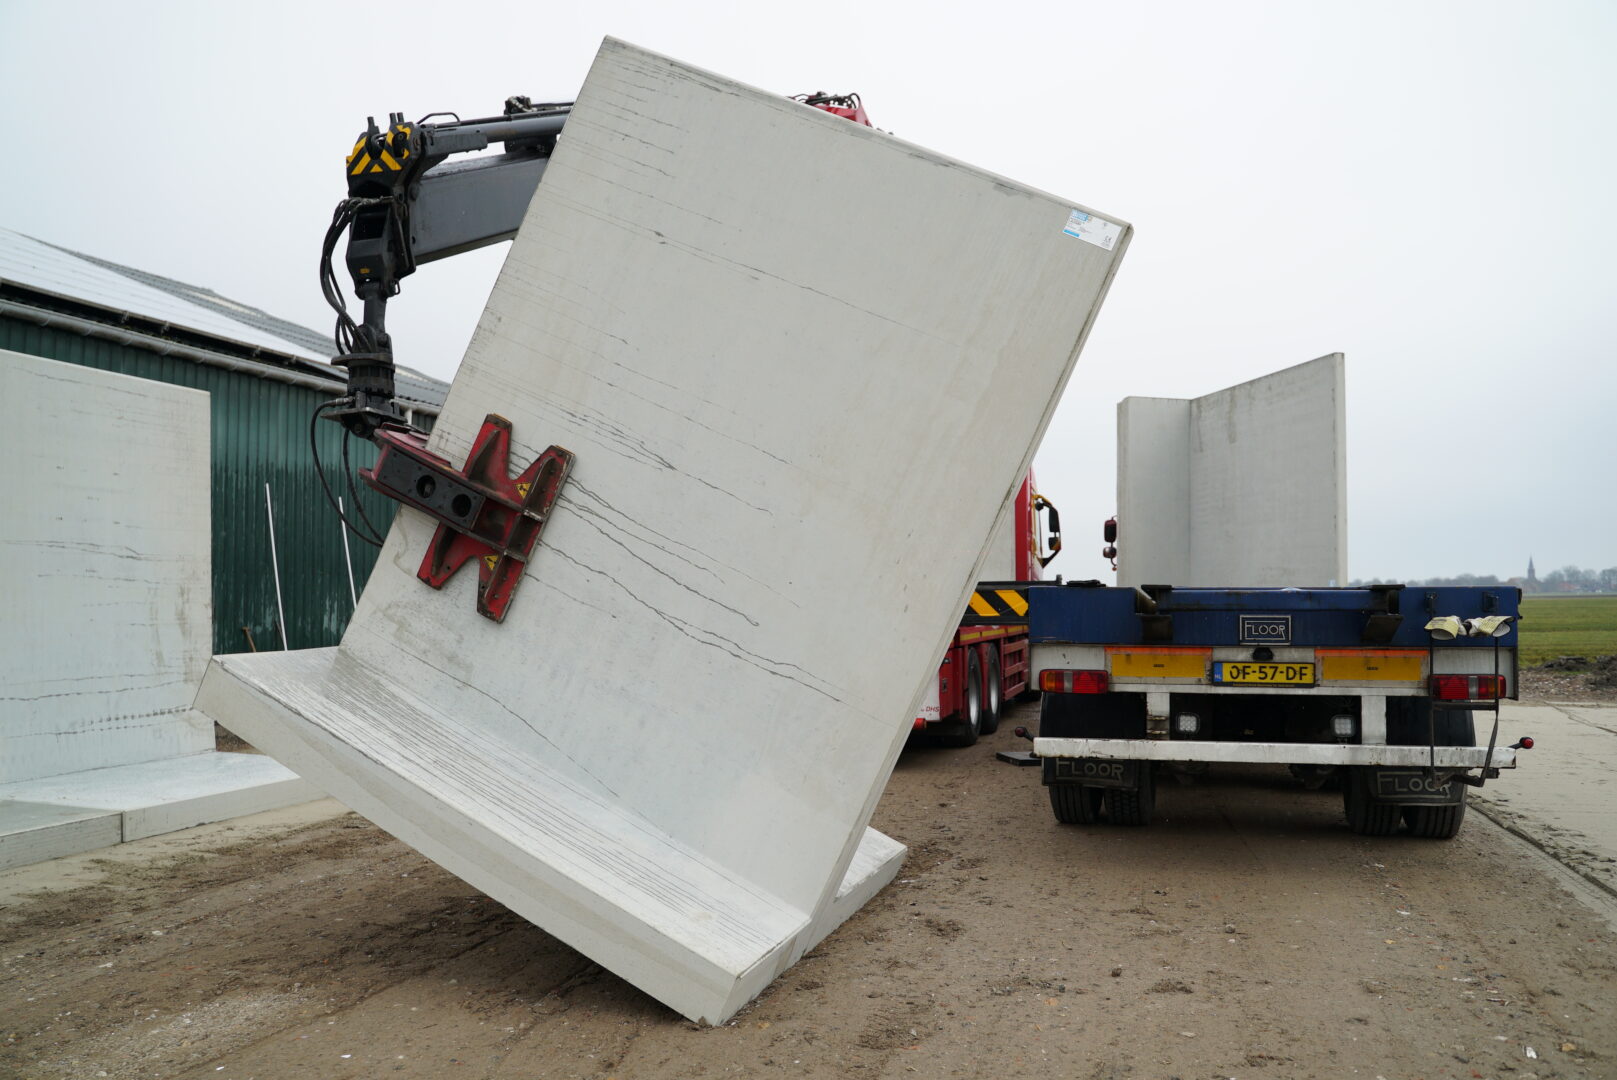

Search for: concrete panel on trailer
xmin=1117 ymin=353 xmax=1346 ymax=588
xmin=1115 ymin=397 xmax=1192 ymax=586
xmin=0 ymin=351 xmax=215 ymax=782
xmin=194 ymin=38 xmax=1130 ymax=1024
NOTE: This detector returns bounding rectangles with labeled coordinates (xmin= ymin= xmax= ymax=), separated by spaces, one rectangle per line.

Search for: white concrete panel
xmin=1116 ymin=397 xmax=1191 ymax=586
xmin=0 ymin=752 xmax=319 ymax=847
xmin=1117 ymin=354 xmax=1345 ymax=587
xmin=195 ymin=39 xmax=1129 ymax=1023
xmin=0 ymin=802 xmax=122 ymax=871
xmin=0 ymin=351 xmax=214 ymax=782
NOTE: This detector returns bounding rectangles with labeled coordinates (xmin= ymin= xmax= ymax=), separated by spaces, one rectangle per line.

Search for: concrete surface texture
xmin=1470 ymin=701 xmax=1617 ymax=897
xmin=0 ymin=350 xmax=214 ymax=782
xmin=193 ymin=38 xmax=1130 ymax=1024
xmin=0 ymin=752 xmax=318 ymax=870
xmin=1117 ymin=353 xmax=1346 ymax=587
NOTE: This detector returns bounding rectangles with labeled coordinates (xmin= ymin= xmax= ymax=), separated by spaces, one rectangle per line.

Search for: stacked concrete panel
xmin=0 ymin=352 xmax=215 ymax=782
xmin=0 ymin=351 xmax=316 ymax=868
xmin=195 ymin=39 xmax=1130 ymax=1023
xmin=1117 ymin=353 xmax=1347 ymax=588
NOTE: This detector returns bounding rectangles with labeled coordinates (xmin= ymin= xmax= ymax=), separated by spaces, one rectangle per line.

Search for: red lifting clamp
xmin=361 ymin=415 xmax=573 ymax=622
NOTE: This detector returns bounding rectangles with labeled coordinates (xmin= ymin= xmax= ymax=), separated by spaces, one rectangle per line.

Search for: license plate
xmin=1211 ymin=661 xmax=1316 ymax=686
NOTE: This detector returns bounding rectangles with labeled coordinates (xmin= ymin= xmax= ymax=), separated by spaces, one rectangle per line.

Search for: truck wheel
xmin=1403 ymin=798 xmax=1467 ymax=839
xmin=1103 ymin=766 xmax=1155 ymax=826
xmin=1049 ymin=783 xmax=1103 ymax=824
xmin=981 ymin=649 xmax=1003 ymax=735
xmin=938 ymin=651 xmax=983 ymax=748
xmin=1343 ymin=768 xmax=1401 ymax=836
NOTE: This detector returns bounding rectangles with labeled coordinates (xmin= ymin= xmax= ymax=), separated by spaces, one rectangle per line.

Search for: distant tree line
xmin=1351 ymin=565 xmax=1617 ymax=592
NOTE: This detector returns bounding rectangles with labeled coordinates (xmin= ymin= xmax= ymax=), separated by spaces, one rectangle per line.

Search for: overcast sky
xmin=4 ymin=1 xmax=1612 ymax=582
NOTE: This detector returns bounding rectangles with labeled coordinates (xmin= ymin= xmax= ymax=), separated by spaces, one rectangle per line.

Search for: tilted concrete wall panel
xmin=1117 ymin=353 xmax=1346 ymax=588
xmin=0 ymin=351 xmax=213 ymax=782
xmin=196 ymin=39 xmax=1130 ymax=1023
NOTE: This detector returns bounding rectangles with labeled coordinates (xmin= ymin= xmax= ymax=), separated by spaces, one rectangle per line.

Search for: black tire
xmin=1049 ymin=783 xmax=1104 ymax=824
xmin=1403 ymin=797 xmax=1467 ymax=839
xmin=1103 ymin=765 xmax=1155 ymax=826
xmin=981 ymin=648 xmax=1003 ymax=735
xmin=1343 ymin=768 xmax=1402 ymax=836
xmin=938 ymin=650 xmax=983 ymax=748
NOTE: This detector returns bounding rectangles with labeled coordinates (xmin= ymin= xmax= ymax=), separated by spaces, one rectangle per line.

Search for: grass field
xmin=1518 ymin=595 xmax=1617 ymax=666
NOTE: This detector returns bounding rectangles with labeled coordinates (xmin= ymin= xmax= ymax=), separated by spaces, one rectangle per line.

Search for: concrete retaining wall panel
xmin=1118 ymin=354 xmax=1346 ymax=588
xmin=196 ymin=38 xmax=1130 ymax=1023
xmin=0 ymin=351 xmax=214 ymax=782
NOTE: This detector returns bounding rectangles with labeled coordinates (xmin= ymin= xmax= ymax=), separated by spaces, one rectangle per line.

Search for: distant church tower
xmin=1527 ymin=556 xmax=1538 ymax=585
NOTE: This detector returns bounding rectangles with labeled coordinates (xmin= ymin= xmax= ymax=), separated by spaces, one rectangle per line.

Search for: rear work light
xmin=1430 ymin=674 xmax=1506 ymax=701
xmin=1041 ymin=669 xmax=1109 ymax=694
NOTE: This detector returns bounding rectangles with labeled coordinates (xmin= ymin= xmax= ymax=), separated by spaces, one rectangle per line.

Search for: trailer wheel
xmin=938 ymin=651 xmax=983 ymax=748
xmin=1403 ymin=798 xmax=1467 ymax=839
xmin=981 ymin=649 xmax=1003 ymax=735
xmin=1103 ymin=766 xmax=1155 ymax=826
xmin=1049 ymin=783 xmax=1103 ymax=824
xmin=1343 ymin=768 xmax=1401 ymax=836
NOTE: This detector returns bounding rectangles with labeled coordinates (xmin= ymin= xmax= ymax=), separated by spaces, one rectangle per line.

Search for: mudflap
xmin=1043 ymin=757 xmax=1140 ymax=790
xmin=1364 ymin=767 xmax=1465 ymax=806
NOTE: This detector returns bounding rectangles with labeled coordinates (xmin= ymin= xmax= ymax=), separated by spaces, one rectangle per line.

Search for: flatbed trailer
xmin=1000 ymin=582 xmax=1532 ymax=838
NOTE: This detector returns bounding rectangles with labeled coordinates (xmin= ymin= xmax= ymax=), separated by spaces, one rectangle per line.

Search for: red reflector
xmin=1429 ymin=674 xmax=1506 ymax=701
xmin=1040 ymin=669 xmax=1109 ymax=694
xmin=1518 ymin=736 xmax=1534 ymax=749
xmin=913 ymin=716 xmax=927 ymax=731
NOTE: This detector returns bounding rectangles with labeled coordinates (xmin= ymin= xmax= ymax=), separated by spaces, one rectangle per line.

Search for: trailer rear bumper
xmin=1031 ymin=738 xmax=1517 ymax=769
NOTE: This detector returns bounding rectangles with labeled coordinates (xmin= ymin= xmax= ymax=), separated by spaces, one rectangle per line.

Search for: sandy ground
xmin=4 ymin=701 xmax=1616 ymax=1080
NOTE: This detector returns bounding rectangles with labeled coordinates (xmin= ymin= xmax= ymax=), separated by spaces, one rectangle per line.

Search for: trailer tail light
xmin=1429 ymin=674 xmax=1506 ymax=701
xmin=1041 ymin=669 xmax=1109 ymax=694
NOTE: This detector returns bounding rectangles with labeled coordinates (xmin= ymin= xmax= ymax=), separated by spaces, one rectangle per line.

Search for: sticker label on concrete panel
xmin=1063 ymin=209 xmax=1121 ymax=250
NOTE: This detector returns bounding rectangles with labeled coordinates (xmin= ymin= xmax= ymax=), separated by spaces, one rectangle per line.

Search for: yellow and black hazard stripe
xmin=961 ymin=583 xmax=1031 ymax=625
xmin=346 ymin=124 xmax=413 ymax=177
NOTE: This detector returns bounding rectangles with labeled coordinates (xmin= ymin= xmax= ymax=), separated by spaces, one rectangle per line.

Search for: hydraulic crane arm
xmin=321 ymin=96 xmax=572 ymax=439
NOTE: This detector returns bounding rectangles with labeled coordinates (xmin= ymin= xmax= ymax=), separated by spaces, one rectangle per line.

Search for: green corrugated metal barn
xmin=0 ymin=227 xmax=448 ymax=654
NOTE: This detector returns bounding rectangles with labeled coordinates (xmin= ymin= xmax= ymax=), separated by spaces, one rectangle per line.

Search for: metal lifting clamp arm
xmin=316 ymin=97 xmax=575 ymax=622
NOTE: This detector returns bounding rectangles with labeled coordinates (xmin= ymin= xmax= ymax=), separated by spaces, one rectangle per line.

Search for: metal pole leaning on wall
xmin=337 ymin=496 xmax=359 ymax=610
xmin=265 ymin=482 xmax=288 ymax=651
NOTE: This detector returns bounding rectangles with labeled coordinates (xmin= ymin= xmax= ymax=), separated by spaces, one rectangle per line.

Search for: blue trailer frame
xmin=997 ymin=583 xmax=1532 ymax=838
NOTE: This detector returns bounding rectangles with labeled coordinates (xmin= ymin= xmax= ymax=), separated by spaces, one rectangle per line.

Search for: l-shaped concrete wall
xmin=1117 ymin=353 xmax=1346 ymax=588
